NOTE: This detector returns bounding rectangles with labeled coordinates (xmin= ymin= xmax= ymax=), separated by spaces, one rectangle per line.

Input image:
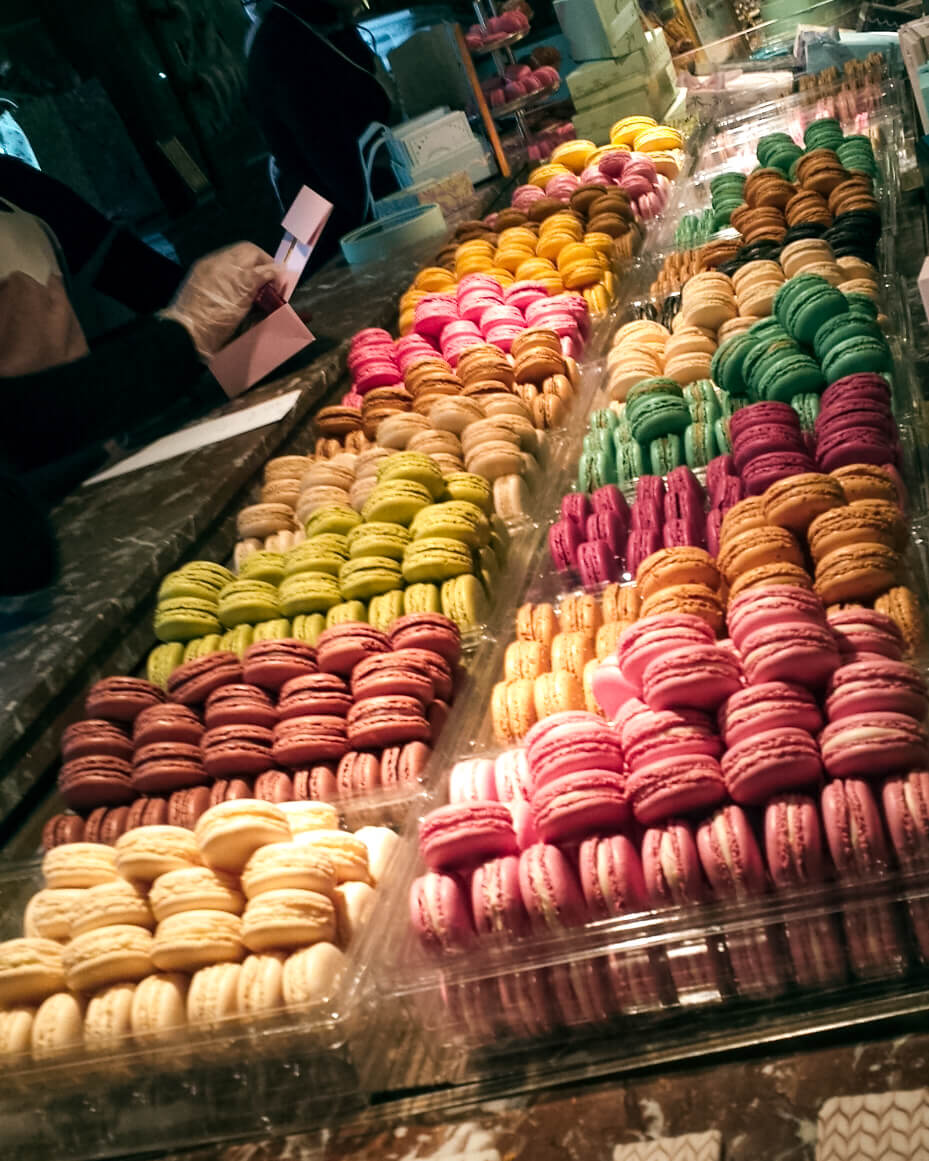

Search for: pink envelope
xmin=275 ymin=186 xmax=334 ymax=298
xmin=209 ymin=304 xmax=314 ymax=398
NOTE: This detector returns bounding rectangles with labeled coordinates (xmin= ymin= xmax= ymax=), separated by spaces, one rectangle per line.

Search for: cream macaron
xmin=151 ymin=910 xmax=244 ymax=972
xmin=63 ymin=924 xmax=154 ymax=992
xmin=0 ymin=938 xmax=67 ymax=1006
xmin=42 ymin=843 xmax=119 ymax=889
xmin=114 ymin=826 xmax=202 ymax=883
xmin=241 ymin=889 xmax=337 ymax=953
xmin=194 ymin=801 xmax=291 ymax=872
xmin=282 ymin=943 xmax=346 ymax=1009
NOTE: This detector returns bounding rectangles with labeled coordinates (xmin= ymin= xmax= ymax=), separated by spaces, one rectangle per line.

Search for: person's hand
xmin=160 ymin=242 xmax=284 ymax=359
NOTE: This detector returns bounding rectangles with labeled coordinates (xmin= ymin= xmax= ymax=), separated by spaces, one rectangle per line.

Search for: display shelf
xmin=469 ymin=28 xmax=529 ymax=56
xmin=490 ymin=85 xmax=558 ymax=120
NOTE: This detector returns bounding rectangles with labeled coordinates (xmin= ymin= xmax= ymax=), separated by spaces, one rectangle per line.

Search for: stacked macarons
xmin=50 ymin=616 xmax=460 ymax=847
xmin=464 ymin=8 xmax=529 ymax=50
xmin=4 ymin=803 xmax=397 ymax=1063
xmin=479 ymin=62 xmax=559 ymax=108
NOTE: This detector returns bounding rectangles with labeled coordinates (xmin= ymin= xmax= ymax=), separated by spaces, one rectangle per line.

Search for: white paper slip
xmin=613 ymin=1130 xmax=721 ymax=1161
xmin=817 ymin=1089 xmax=929 ymax=1161
xmin=84 ymin=389 xmax=302 ymax=485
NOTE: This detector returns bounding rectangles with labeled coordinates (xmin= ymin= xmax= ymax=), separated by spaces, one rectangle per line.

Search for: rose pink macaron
xmin=419 ymin=801 xmax=518 ymax=871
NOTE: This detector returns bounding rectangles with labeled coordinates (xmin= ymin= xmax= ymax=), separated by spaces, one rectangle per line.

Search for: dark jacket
xmin=0 ymin=158 xmax=224 ymax=595
xmin=247 ymin=0 xmax=392 ymax=267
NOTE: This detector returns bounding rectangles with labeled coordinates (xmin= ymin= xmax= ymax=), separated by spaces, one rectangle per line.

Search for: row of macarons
xmin=1 ymin=804 xmax=400 ymax=1060
xmin=58 ymin=625 xmax=460 ymax=816
xmin=409 ymin=775 xmax=928 ymax=1009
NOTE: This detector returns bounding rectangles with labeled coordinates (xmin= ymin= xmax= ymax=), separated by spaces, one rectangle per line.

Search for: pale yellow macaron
xmin=240 ymin=843 xmax=336 ymax=900
xmin=291 ymin=830 xmax=372 ymax=884
xmin=70 ymin=880 xmax=154 ymax=937
xmin=353 ymin=826 xmax=400 ymax=885
xmin=64 ymin=924 xmax=153 ymax=992
xmin=187 ymin=962 xmax=241 ymax=1026
xmin=194 ymin=800 xmax=291 ymax=872
xmin=31 ymin=991 xmax=85 ymax=1061
xmin=333 ymin=882 xmax=376 ymax=948
xmin=42 ymin=843 xmax=118 ymax=889
xmin=0 ymin=1007 xmax=34 ymax=1060
xmin=151 ymin=910 xmax=244 ymax=972
xmin=241 ymin=888 xmax=337 ymax=953
xmin=115 ymin=826 xmax=202 ymax=884
xmin=236 ymin=952 xmax=286 ymax=1015
xmin=0 ymin=937 xmax=66 ymax=1006
xmin=23 ymin=888 xmax=86 ymax=941
xmin=282 ymin=942 xmax=346 ymax=1009
xmin=130 ymin=972 xmax=189 ymax=1044
xmin=149 ymin=866 xmax=245 ymax=923
xmin=84 ymin=982 xmax=135 ymax=1055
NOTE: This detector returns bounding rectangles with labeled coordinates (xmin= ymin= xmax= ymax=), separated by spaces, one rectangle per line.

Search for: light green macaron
xmin=277 ymin=572 xmax=341 ymax=616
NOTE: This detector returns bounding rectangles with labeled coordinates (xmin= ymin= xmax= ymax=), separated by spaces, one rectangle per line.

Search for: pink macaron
xmin=721 ymin=727 xmax=823 ymax=805
xmin=530 ymin=769 xmax=630 ymax=843
xmin=420 ymin=801 xmax=518 ymax=871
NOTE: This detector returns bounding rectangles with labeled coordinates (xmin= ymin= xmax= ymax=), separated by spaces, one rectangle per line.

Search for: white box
xmin=554 ymin=0 xmax=646 ymax=62
xmin=565 ymin=59 xmax=648 ymax=106
xmin=901 ymin=18 xmax=929 ymax=132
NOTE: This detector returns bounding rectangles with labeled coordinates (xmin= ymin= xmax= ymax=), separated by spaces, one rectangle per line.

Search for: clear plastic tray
xmin=354 ymin=88 xmax=929 ymax=1079
xmin=0 ymin=820 xmax=409 ymax=1161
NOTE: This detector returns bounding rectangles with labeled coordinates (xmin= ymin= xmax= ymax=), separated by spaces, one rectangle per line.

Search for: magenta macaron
xmin=620 ymin=701 xmax=722 ymax=770
xmin=316 ymin=624 xmax=392 ymax=676
xmin=819 ymin=712 xmax=929 ymax=779
xmin=524 ymin=711 xmax=622 ymax=791
xmin=201 ymin=723 xmax=275 ymax=777
xmin=825 ymin=659 xmax=928 ymax=722
xmin=518 ymin=841 xmax=588 ymax=931
xmin=470 ymin=854 xmax=529 ymax=936
xmin=410 ymin=870 xmax=475 ymax=950
xmin=530 ymin=770 xmax=629 ymax=843
xmin=203 ymin=683 xmax=278 ymax=730
xmin=242 ymin=638 xmax=318 ymax=690
xmin=271 ymin=715 xmax=349 ymax=766
xmin=346 ymin=695 xmax=430 ymax=749
xmin=641 ymin=644 xmax=742 ymax=713
xmin=721 ymin=726 xmax=823 ymax=805
xmin=61 ymin=720 xmax=133 ymax=763
xmin=618 ymin=613 xmax=715 ymax=692
xmin=132 ymin=704 xmax=203 ymax=749
xmin=277 ymin=673 xmax=352 ymax=720
xmin=626 ymin=753 xmax=727 ymax=825
xmin=387 ymin=613 xmax=461 ymax=664
xmin=718 ymin=682 xmax=823 ymax=748
xmin=420 ymin=801 xmax=518 ymax=871
xmin=132 ymin=741 xmax=209 ymax=793
xmin=85 ymin=676 xmax=165 ymax=722
xmin=167 ymin=653 xmax=243 ymax=706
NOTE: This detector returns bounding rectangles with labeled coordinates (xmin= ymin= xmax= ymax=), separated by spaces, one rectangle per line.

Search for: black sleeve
xmin=0 ymin=157 xmax=184 ymax=312
xmin=0 ymin=316 xmax=224 ymax=475
xmin=0 ymin=467 xmax=58 ymax=596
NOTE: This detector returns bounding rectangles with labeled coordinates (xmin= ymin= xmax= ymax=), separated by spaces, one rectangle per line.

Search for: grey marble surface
xmin=0 ymin=178 xmax=510 ymax=850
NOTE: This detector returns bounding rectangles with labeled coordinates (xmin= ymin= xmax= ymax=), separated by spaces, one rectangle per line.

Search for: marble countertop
xmin=0 ymin=182 xmax=509 ymax=853
xmin=160 ymin=1018 xmax=929 ymax=1161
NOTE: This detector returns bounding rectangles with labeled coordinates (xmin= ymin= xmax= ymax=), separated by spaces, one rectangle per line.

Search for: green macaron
xmin=346 ymin=522 xmax=411 ymax=561
xmin=304 ymin=505 xmax=363 ymax=538
xmin=714 ymin=416 xmax=732 ymax=455
xmin=252 ymin=618 xmax=292 ymax=642
xmin=154 ymin=597 xmax=222 ymax=643
xmin=648 ymin=434 xmax=683 ymax=475
xmin=409 ymin=501 xmax=490 ymax=547
xmin=326 ymin=601 xmax=368 ymax=627
xmin=615 ymin=438 xmax=645 ymax=486
xmin=589 ymin=408 xmax=620 ymax=431
xmin=146 ymin=642 xmax=184 ymax=687
xmin=774 ymin=274 xmax=848 ymax=346
xmin=182 ymin=635 xmax=224 ymax=661
xmin=277 ymin=572 xmax=341 ymax=616
xmin=820 ymin=334 xmax=892 ymax=383
xmin=440 ymin=573 xmax=487 ymax=632
xmin=221 ymin=625 xmax=254 ymax=657
xmin=684 ymin=422 xmax=716 ymax=468
xmin=625 ymin=378 xmax=690 ymax=443
xmin=217 ymin=579 xmax=281 ymax=628
xmin=710 ymin=332 xmax=754 ymax=395
xmin=404 ymin=583 xmax=441 ymax=614
xmin=755 ymin=351 xmax=825 ymax=402
xmin=339 ymin=556 xmax=404 ymax=600
xmin=368 ymin=589 xmax=406 ymax=632
xmin=402 ymin=537 xmax=474 ymax=583
xmin=578 ymin=446 xmax=617 ymax=491
xmin=377 ymin=452 xmax=446 ymax=499
xmin=442 ymin=472 xmax=492 ymax=513
xmin=238 ymin=552 xmax=286 ymax=586
xmin=291 ymin=613 xmax=326 ymax=646
xmin=363 ymin=481 xmax=434 ymax=525
xmin=285 ymin=535 xmax=350 ymax=577
xmin=791 ymin=393 xmax=821 ymax=431
xmin=813 ymin=313 xmax=883 ymax=363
